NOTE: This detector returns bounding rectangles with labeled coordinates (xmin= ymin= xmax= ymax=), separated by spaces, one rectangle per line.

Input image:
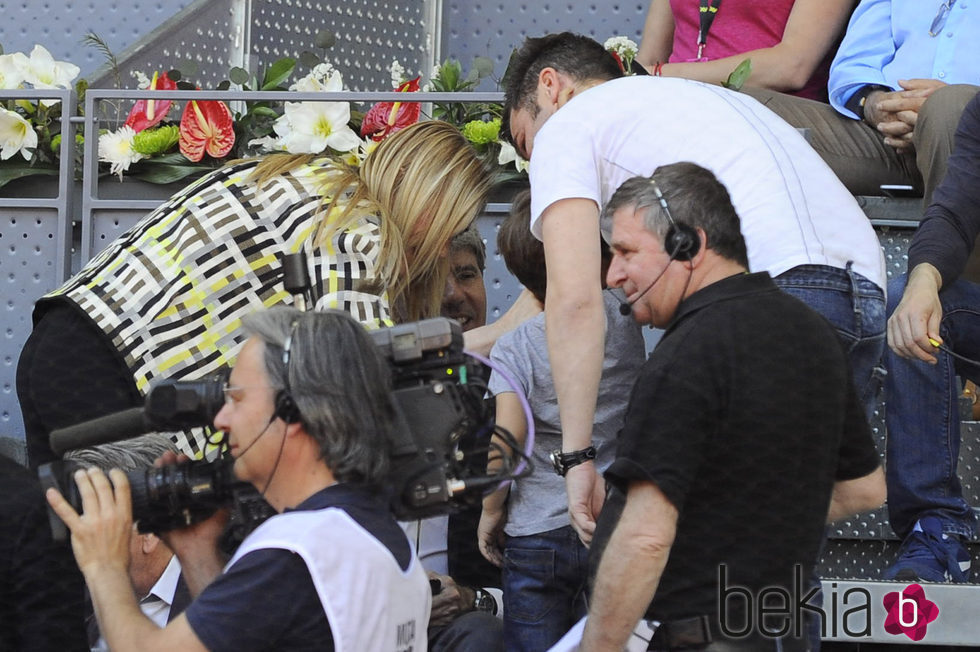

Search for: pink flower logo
xmin=883 ymin=584 xmax=939 ymax=641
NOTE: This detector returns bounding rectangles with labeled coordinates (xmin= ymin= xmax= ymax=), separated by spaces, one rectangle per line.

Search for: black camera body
xmin=40 ymin=317 xmax=493 ymax=538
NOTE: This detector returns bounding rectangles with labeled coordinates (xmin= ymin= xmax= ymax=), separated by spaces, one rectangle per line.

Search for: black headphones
xmin=274 ymin=320 xmax=302 ymax=424
xmin=650 ymin=176 xmax=700 ymax=262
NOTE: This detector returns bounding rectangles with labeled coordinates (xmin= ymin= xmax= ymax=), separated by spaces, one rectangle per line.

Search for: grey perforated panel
xmin=0 ymin=1 xmax=192 ymax=80
xmin=443 ymin=1 xmax=648 ymax=88
xmin=88 ymin=0 xmax=437 ymax=93
xmin=0 ymin=201 xmax=68 ymax=441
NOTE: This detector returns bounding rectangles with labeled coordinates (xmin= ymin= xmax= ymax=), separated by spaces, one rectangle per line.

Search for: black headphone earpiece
xmin=274 ymin=320 xmax=302 ymax=424
xmin=273 ymin=389 xmax=302 ymax=424
xmin=650 ymin=176 xmax=700 ymax=262
xmin=665 ymin=222 xmax=700 ymax=262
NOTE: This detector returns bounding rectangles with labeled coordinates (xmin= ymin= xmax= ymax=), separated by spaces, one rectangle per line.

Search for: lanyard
xmin=929 ymin=0 xmax=957 ymax=37
xmin=697 ymin=0 xmax=723 ymax=60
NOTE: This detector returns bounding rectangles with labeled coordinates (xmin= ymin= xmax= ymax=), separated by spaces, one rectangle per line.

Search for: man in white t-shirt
xmin=501 ymin=32 xmax=886 ymax=545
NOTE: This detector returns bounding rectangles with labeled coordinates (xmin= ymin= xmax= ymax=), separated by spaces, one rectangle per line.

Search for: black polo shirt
xmin=590 ymin=272 xmax=879 ymax=630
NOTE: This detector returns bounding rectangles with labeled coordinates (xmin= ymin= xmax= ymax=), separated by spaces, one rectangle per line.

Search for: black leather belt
xmin=648 ymin=615 xmax=713 ymax=649
xmin=646 ymin=614 xmax=809 ymax=651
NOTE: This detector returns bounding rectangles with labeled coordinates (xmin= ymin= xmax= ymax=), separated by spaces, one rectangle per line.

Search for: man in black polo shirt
xmin=581 ymin=163 xmax=885 ymax=652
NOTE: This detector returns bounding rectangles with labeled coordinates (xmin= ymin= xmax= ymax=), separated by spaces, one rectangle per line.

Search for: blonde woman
xmin=18 ymin=120 xmax=493 ymax=465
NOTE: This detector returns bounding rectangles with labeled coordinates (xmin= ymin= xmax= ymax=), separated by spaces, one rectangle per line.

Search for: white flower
xmin=603 ymin=36 xmax=638 ymax=59
xmin=497 ymin=140 xmax=529 ymax=173
xmin=131 ymin=70 xmax=151 ymax=90
xmin=21 ymin=45 xmax=80 ymax=106
xmin=0 ymin=107 xmax=38 ymax=160
xmin=290 ymin=63 xmax=342 ymax=93
xmin=0 ymin=52 xmax=28 ymax=90
xmin=274 ymin=100 xmax=361 ymax=154
xmin=98 ymin=126 xmax=144 ymax=179
xmin=255 ymin=61 xmax=359 ymax=155
xmin=342 ymin=137 xmax=380 ymax=166
xmin=389 ymin=59 xmax=406 ymax=87
xmin=22 ymin=44 xmax=80 ymax=89
xmin=247 ymin=134 xmax=288 ymax=152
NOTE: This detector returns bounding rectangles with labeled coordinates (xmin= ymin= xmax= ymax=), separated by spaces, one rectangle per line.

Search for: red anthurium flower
xmin=123 ymin=71 xmax=177 ymax=132
xmin=360 ymin=76 xmax=421 ymax=141
xmin=179 ymin=99 xmax=236 ymax=162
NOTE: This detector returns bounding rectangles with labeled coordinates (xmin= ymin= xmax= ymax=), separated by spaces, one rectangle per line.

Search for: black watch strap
xmin=550 ymin=446 xmax=597 ymax=476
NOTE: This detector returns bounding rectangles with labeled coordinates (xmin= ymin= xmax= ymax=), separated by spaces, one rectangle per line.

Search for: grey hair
xmin=601 ymin=162 xmax=749 ymax=267
xmin=240 ymin=307 xmax=396 ymax=485
xmin=450 ymin=224 xmax=487 ymax=272
xmin=65 ymin=434 xmax=178 ymax=473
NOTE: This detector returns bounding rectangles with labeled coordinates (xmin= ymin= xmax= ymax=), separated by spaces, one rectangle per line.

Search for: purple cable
xmin=464 ymin=349 xmax=535 ymax=479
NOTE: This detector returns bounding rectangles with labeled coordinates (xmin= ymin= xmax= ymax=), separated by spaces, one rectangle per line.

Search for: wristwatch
xmin=473 ymin=587 xmax=498 ymax=615
xmin=550 ymin=446 xmax=597 ymax=476
xmin=844 ymin=83 xmax=891 ymax=119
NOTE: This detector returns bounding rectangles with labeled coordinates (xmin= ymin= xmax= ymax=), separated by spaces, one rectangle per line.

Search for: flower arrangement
xmin=7 ymin=34 xmax=726 ymax=190
xmin=0 ymin=44 xmax=82 ymax=187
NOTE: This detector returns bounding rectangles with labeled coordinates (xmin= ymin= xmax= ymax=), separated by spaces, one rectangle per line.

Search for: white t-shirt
xmin=528 ymin=76 xmax=886 ymax=290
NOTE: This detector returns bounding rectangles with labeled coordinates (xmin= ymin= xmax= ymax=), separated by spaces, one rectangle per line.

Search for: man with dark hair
xmin=502 ymin=32 xmax=886 ymax=545
xmin=47 ymin=308 xmax=430 ymax=651
xmin=582 ymin=163 xmax=885 ymax=651
xmin=442 ymin=225 xmax=488 ymax=332
xmin=882 ymin=91 xmax=980 ymax=583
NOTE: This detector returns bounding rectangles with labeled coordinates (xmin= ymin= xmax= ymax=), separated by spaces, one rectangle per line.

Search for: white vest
xmin=231 ymin=507 xmax=431 ymax=651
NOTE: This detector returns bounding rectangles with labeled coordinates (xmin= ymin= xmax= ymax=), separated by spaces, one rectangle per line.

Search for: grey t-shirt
xmin=487 ymin=290 xmax=645 ymax=537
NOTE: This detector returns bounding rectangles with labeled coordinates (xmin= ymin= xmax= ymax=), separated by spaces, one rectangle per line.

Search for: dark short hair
xmin=450 ymin=224 xmax=486 ymax=272
xmin=501 ymin=32 xmax=623 ymax=145
xmin=497 ymin=189 xmax=547 ymax=303
xmin=602 ymin=162 xmax=749 ymax=268
xmin=242 ymin=307 xmax=396 ymax=485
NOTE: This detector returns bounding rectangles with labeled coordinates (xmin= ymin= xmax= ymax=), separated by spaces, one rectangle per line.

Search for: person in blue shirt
xmin=745 ymin=0 xmax=980 ymax=205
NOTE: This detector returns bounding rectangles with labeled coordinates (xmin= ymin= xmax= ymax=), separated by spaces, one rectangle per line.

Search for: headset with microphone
xmin=273 ymin=320 xmax=303 ymax=424
xmin=618 ymin=176 xmax=700 ymax=315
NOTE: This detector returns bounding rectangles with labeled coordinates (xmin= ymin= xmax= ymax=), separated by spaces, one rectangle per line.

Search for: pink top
xmin=668 ymin=0 xmax=831 ymax=101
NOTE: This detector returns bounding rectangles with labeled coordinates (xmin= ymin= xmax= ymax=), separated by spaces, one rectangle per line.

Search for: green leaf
xmin=315 ymin=30 xmax=336 ymax=49
xmin=723 ymin=58 xmax=752 ymax=91
xmin=129 ymin=162 xmax=211 ymax=185
xmin=167 ymin=69 xmax=182 ymax=82
xmin=229 ymin=67 xmax=250 ymax=86
xmin=472 ymin=56 xmax=494 ymax=79
xmin=216 ymin=80 xmax=231 ymax=91
xmin=250 ymin=106 xmax=280 ymax=119
xmin=299 ymin=51 xmax=321 ymax=69
xmin=261 ymin=58 xmax=296 ymax=91
xmin=0 ymin=164 xmax=59 ymax=189
xmin=177 ymin=60 xmax=199 ymax=77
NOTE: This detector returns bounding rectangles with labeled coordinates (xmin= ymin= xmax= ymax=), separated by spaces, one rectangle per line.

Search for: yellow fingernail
xmin=929 ymin=337 xmax=941 ymax=347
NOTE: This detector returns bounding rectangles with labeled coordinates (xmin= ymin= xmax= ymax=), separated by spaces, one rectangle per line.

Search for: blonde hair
xmin=244 ymin=123 xmax=491 ymax=322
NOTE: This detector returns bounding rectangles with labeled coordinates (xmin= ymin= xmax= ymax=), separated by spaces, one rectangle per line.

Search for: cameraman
xmin=46 ymin=308 xmax=431 ymax=651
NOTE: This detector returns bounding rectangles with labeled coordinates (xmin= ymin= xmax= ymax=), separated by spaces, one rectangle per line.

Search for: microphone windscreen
xmin=619 ymin=301 xmax=632 ymax=316
xmin=49 ymin=407 xmax=150 ymax=456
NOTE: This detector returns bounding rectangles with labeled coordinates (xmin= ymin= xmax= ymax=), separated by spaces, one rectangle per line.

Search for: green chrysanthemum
xmin=49 ymin=132 xmax=85 ymax=152
xmin=132 ymin=125 xmax=180 ymax=156
xmin=462 ymin=118 xmax=501 ymax=147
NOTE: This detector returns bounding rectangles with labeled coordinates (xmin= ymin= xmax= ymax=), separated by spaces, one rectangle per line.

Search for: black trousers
xmin=16 ymin=303 xmax=141 ymax=469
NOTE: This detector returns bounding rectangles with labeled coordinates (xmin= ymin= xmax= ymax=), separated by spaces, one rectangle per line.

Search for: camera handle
xmin=282 ymin=252 xmax=315 ymax=311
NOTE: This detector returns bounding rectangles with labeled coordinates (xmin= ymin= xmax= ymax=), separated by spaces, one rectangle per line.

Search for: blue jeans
xmin=773 ymin=263 xmax=886 ymax=421
xmin=502 ymin=525 xmax=588 ymax=652
xmin=884 ymin=274 xmax=980 ymax=539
